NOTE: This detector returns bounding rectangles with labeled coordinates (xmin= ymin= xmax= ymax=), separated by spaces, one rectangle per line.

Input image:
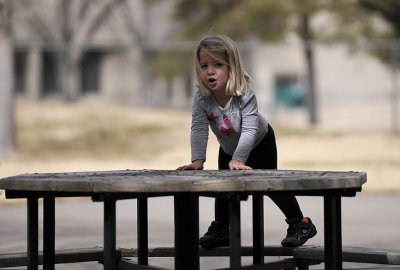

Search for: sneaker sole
xmin=199 ymin=237 xmax=229 ymax=248
xmin=281 ymin=225 xmax=317 ymax=247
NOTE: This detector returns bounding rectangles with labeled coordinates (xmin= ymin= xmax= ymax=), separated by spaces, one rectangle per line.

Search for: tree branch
xmin=14 ymin=0 xmax=56 ymax=41
xmin=118 ymin=0 xmax=142 ymax=41
xmin=72 ymin=0 xmax=124 ymax=46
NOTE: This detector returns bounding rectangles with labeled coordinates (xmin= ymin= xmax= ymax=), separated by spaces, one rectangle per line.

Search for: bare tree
xmin=15 ymin=0 xmax=126 ymax=101
xmin=0 ymin=0 xmax=14 ymax=158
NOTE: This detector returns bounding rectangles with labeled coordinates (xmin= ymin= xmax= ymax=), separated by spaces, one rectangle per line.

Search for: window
xmin=274 ymin=74 xmax=306 ymax=108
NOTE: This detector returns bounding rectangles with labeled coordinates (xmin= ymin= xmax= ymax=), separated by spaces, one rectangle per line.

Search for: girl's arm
xmin=232 ymin=89 xmax=259 ymax=165
xmin=177 ymin=90 xmax=209 ymax=170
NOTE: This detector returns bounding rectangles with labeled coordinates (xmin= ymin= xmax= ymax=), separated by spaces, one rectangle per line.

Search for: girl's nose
xmin=208 ymin=67 xmax=215 ymax=75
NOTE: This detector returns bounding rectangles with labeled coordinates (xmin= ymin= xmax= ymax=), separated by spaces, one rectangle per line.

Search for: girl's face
xmin=199 ymin=48 xmax=229 ymax=94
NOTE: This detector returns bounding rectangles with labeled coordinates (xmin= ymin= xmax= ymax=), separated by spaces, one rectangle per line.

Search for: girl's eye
xmin=201 ymin=64 xmax=207 ymax=69
xmin=215 ymin=62 xmax=227 ymax=68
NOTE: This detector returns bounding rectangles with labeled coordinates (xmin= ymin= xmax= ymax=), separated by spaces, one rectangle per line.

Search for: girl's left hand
xmin=229 ymin=159 xmax=252 ymax=170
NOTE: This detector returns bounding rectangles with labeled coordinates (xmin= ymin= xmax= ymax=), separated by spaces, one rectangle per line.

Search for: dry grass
xmin=14 ymin=100 xmax=176 ymax=160
xmin=0 ymin=99 xmax=399 ymax=205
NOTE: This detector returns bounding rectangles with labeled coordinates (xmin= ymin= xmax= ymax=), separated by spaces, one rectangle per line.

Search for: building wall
xmin=254 ymin=42 xmax=395 ymax=130
xmin=316 ymin=44 xmax=393 ymax=130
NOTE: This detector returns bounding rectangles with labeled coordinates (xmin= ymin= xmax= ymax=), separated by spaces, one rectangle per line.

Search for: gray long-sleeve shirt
xmin=191 ymin=88 xmax=269 ymax=164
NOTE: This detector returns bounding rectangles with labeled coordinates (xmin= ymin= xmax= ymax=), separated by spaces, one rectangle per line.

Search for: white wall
xmin=248 ymin=42 xmax=397 ymax=130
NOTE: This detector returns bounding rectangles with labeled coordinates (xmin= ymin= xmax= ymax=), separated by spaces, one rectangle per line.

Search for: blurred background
xmin=1 ymin=0 xmax=399 ymax=191
xmin=0 ymin=0 xmax=399 ymax=268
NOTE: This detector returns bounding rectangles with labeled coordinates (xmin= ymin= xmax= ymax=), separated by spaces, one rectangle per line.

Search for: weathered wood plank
xmin=118 ymin=259 xmax=169 ymax=270
xmin=121 ymin=246 xmax=295 ymax=258
xmin=214 ymin=258 xmax=299 ymax=270
xmin=0 ymin=169 xmax=367 ymax=193
xmin=0 ymin=247 xmax=124 ymax=268
xmin=125 ymin=245 xmax=400 ymax=266
xmin=1 ymin=245 xmax=398 ymax=268
xmin=294 ymin=246 xmax=400 ymax=265
xmin=343 ymin=266 xmax=400 ymax=270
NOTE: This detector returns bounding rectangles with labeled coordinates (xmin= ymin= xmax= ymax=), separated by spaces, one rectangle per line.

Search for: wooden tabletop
xmin=0 ymin=169 xmax=367 ymax=194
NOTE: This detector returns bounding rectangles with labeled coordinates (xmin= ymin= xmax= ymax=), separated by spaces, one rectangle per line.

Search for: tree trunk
xmin=0 ymin=0 xmax=15 ymax=157
xmin=304 ymin=40 xmax=317 ymax=125
xmin=391 ymin=42 xmax=400 ymax=134
xmin=67 ymin=55 xmax=81 ymax=101
xmin=301 ymin=14 xmax=318 ymax=125
xmin=58 ymin=48 xmax=81 ymax=101
xmin=128 ymin=45 xmax=144 ymax=105
xmin=26 ymin=44 xmax=42 ymax=99
xmin=57 ymin=0 xmax=122 ymax=102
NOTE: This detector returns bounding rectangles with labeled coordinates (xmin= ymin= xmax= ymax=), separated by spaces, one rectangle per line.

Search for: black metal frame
xmin=174 ymin=195 xmax=199 ymax=270
xmin=43 ymin=196 xmax=55 ymax=269
xmin=27 ymin=196 xmax=38 ymax=270
xmin=252 ymin=195 xmax=264 ymax=265
xmin=137 ymin=198 xmax=148 ymax=266
xmin=104 ymin=198 xmax=117 ymax=269
xmin=324 ymin=195 xmax=342 ymax=270
xmin=5 ymin=187 xmax=358 ymax=270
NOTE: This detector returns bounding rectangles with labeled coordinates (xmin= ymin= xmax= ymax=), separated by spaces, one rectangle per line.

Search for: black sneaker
xmin=199 ymin=221 xmax=229 ymax=248
xmin=281 ymin=217 xmax=317 ymax=247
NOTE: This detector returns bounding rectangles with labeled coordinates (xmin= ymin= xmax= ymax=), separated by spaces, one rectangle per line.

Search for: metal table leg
xmin=229 ymin=194 xmax=241 ymax=269
xmin=174 ymin=194 xmax=199 ymax=270
xmin=324 ymin=195 xmax=342 ymax=270
xmin=104 ymin=198 xmax=117 ymax=270
xmin=27 ymin=196 xmax=39 ymax=270
xmin=252 ymin=195 xmax=264 ymax=265
xmin=137 ymin=197 xmax=148 ymax=265
xmin=43 ymin=196 xmax=55 ymax=270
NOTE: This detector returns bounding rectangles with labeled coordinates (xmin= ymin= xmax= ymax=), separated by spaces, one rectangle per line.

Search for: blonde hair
xmin=195 ymin=35 xmax=251 ymax=96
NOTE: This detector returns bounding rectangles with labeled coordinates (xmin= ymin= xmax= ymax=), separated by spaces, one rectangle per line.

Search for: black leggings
xmin=215 ymin=124 xmax=303 ymax=226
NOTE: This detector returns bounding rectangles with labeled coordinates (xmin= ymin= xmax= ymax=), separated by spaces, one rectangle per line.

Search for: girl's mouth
xmin=208 ymin=78 xmax=217 ymax=86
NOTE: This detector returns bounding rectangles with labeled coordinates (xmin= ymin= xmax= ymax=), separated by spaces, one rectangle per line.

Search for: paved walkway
xmin=0 ymin=193 xmax=399 ymax=269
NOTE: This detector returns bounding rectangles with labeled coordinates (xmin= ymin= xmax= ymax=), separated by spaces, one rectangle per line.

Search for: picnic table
xmin=0 ymin=169 xmax=367 ymax=270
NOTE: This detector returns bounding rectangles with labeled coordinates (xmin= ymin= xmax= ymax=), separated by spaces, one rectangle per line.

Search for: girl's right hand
xmin=176 ymin=159 xmax=204 ymax=170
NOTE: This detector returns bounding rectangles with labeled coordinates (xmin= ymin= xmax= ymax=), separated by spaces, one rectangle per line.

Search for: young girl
xmin=177 ymin=35 xmax=316 ymax=248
